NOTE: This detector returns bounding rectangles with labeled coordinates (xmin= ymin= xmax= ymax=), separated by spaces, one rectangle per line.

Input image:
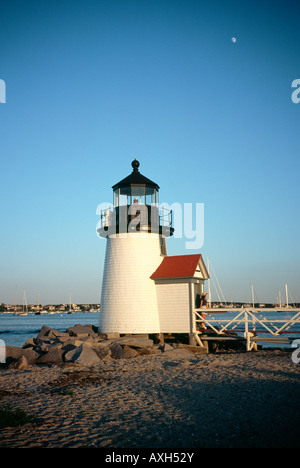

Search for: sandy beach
xmin=0 ymin=346 xmax=299 ymax=449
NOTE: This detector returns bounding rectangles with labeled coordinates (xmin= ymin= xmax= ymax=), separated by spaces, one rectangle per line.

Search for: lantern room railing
xmin=97 ymin=204 xmax=174 ymax=237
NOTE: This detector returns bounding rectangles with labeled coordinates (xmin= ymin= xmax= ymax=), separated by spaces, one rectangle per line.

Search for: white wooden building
xmin=151 ymin=254 xmax=209 ymax=334
xmin=97 ymin=160 xmax=209 ymax=335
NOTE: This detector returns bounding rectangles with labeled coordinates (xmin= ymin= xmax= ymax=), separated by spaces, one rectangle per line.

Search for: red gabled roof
xmin=150 ymin=254 xmax=202 ymax=279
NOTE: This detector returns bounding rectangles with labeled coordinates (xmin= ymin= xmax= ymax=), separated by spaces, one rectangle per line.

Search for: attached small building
xmin=150 ymin=254 xmax=210 ymax=334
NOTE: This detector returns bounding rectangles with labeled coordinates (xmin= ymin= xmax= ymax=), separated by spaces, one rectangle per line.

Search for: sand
xmin=0 ymin=348 xmax=299 ymax=449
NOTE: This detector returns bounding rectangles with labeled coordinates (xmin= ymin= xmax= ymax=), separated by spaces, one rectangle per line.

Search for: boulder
xmin=8 ymin=355 xmax=29 ymax=370
xmin=114 ymin=336 xmax=154 ymax=348
xmin=66 ymin=324 xmax=97 ymax=338
xmin=135 ymin=347 xmax=158 ymax=355
xmin=36 ymin=325 xmax=53 ymax=341
xmin=92 ymin=345 xmax=111 ymax=359
xmin=64 ymin=343 xmax=100 ymax=366
xmin=36 ymin=325 xmax=68 ymax=342
xmin=50 ymin=329 xmax=69 ymax=339
xmin=22 ymin=337 xmax=37 ymax=349
xmin=15 ymin=324 xmax=173 ymax=367
xmin=5 ymin=345 xmax=40 ymax=366
xmin=109 ymin=342 xmax=124 ymax=359
xmin=36 ymin=347 xmax=63 ymax=364
xmin=123 ymin=345 xmax=139 ymax=359
xmin=22 ymin=348 xmax=40 ymax=364
xmin=178 ymin=343 xmax=208 ymax=354
xmin=158 ymin=343 xmax=175 ymax=352
xmin=62 ymin=343 xmax=77 ymax=353
xmin=5 ymin=346 xmax=24 ymax=365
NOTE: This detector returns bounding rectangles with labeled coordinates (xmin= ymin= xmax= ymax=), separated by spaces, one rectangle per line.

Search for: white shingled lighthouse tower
xmin=97 ymin=159 xmax=174 ymax=334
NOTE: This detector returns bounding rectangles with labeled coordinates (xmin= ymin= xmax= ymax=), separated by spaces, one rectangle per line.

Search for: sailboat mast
xmin=285 ymin=284 xmax=288 ymax=308
xmin=279 ymin=291 xmax=282 ymax=307
xmin=14 ymin=285 xmax=18 ymax=313
xmin=207 ymin=256 xmax=211 ymax=307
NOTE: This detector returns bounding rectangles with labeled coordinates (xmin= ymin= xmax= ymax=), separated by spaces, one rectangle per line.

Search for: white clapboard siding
xmin=99 ymin=233 xmax=163 ymax=333
xmin=155 ymin=282 xmax=191 ymax=333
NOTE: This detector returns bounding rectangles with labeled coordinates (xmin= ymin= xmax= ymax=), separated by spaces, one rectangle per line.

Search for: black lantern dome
xmin=97 ymin=160 xmax=173 ymax=238
xmin=112 ymin=159 xmax=159 ymax=206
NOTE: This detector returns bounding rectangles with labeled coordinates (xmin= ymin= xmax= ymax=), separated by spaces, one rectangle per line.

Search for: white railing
xmin=193 ymin=308 xmax=300 ymax=351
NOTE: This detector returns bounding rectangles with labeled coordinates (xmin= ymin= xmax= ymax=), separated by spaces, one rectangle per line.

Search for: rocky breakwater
xmin=3 ymin=324 xmax=164 ymax=369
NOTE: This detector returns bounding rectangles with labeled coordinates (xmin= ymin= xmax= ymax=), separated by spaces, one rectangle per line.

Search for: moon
xmin=231 ymin=37 xmax=237 ymax=43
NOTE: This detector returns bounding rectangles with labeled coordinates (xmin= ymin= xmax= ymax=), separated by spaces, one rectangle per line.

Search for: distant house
xmin=150 ymin=254 xmax=209 ymax=334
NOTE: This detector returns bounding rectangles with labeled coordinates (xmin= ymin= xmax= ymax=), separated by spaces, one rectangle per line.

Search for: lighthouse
xmin=97 ymin=159 xmax=174 ymax=334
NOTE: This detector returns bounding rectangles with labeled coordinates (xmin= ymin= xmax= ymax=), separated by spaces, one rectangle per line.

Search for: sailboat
xmin=20 ymin=289 xmax=28 ymax=316
xmin=277 ymin=284 xmax=295 ymax=310
xmin=14 ymin=288 xmax=28 ymax=316
xmin=67 ymin=293 xmax=73 ymax=314
xmin=13 ymin=285 xmax=18 ymax=315
xmin=35 ymin=294 xmax=41 ymax=315
xmin=35 ymin=294 xmax=46 ymax=314
xmin=285 ymin=283 xmax=293 ymax=309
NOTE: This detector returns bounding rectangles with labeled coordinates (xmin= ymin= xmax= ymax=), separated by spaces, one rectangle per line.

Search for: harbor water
xmin=0 ymin=310 xmax=299 ymax=349
xmin=0 ymin=312 xmax=99 ymax=348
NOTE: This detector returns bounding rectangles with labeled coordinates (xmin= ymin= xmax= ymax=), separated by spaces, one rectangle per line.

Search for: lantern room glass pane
xmin=119 ymin=186 xmax=130 ymax=206
xmin=113 ymin=188 xmax=119 ymax=207
xmin=146 ymin=186 xmax=157 ymax=205
xmin=131 ymin=185 xmax=146 ymax=205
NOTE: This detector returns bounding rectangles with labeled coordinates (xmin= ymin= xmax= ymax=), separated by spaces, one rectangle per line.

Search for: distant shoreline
xmin=1 ymin=301 xmax=299 ymax=314
xmin=0 ymin=304 xmax=100 ymax=314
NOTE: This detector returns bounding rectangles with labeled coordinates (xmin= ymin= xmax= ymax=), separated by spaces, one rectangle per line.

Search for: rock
xmin=123 ymin=345 xmax=139 ymax=359
xmin=16 ymin=324 xmax=175 ymax=367
xmin=135 ymin=347 xmax=158 ymax=355
xmin=114 ymin=336 xmax=154 ymax=348
xmin=64 ymin=343 xmax=100 ymax=366
xmin=36 ymin=325 xmax=53 ymax=341
xmin=67 ymin=324 xmax=97 ymax=338
xmin=62 ymin=343 xmax=77 ymax=353
xmin=8 ymin=355 xmax=29 ymax=370
xmin=50 ymin=329 xmax=69 ymax=339
xmin=104 ymin=333 xmax=120 ymax=339
xmin=36 ymin=347 xmax=63 ymax=364
xmin=22 ymin=337 xmax=36 ymax=349
xmin=22 ymin=348 xmax=40 ymax=365
xmin=74 ymin=336 xmax=98 ymax=347
xmin=178 ymin=343 xmax=208 ymax=354
xmin=5 ymin=345 xmax=40 ymax=366
xmin=109 ymin=342 xmax=124 ymax=359
xmin=93 ymin=345 xmax=111 ymax=359
xmin=5 ymin=346 xmax=24 ymax=365
xmin=36 ymin=325 xmax=68 ymax=343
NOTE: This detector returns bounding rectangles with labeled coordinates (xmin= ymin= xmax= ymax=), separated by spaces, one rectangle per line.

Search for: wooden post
xmin=158 ymin=333 xmax=165 ymax=344
xmin=189 ymin=282 xmax=195 ymax=334
xmin=189 ymin=333 xmax=197 ymax=346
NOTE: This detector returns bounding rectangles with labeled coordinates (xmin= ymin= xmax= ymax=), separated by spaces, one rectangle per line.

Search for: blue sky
xmin=0 ymin=0 xmax=299 ymax=304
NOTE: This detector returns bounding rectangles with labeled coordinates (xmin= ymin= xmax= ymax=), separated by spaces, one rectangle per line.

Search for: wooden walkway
xmin=193 ymin=307 xmax=300 ymax=351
